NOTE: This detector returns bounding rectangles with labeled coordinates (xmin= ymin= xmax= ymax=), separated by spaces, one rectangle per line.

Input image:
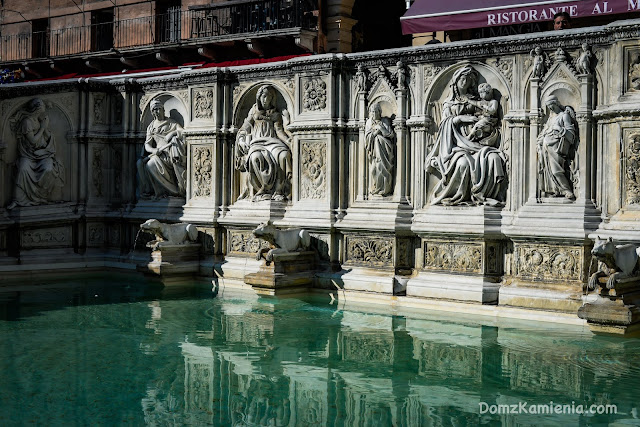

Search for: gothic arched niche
xmin=233 ymin=82 xmax=292 ymax=129
xmin=2 ymin=97 xmax=73 ymax=207
xmin=140 ymin=93 xmax=187 ymax=131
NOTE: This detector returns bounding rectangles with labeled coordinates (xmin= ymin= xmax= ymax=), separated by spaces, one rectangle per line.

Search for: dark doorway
xmin=92 ymin=8 xmax=114 ymax=51
xmin=31 ymin=18 xmax=49 ymax=58
xmin=156 ymin=0 xmax=182 ymax=43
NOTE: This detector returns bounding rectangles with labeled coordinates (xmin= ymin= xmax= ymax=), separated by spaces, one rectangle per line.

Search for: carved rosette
xmin=300 ymin=141 xmax=326 ymax=200
xmin=423 ymin=241 xmax=483 ymax=274
xmin=302 ymin=77 xmax=327 ymax=112
xmin=423 ymin=64 xmax=443 ymax=91
xmin=193 ymin=89 xmax=214 ymax=119
xmin=21 ymin=226 xmax=71 ymax=248
xmin=514 ymin=243 xmax=584 ymax=282
xmin=92 ymin=147 xmax=104 ymax=197
xmin=88 ymin=224 xmax=105 ymax=246
xmin=345 ymin=236 xmax=393 ymax=267
xmin=228 ymin=230 xmax=271 ymax=255
xmin=192 ymin=146 xmax=213 ymax=199
xmin=625 ymin=133 xmax=640 ymax=205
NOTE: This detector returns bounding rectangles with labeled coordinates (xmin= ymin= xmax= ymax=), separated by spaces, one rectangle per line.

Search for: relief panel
xmin=228 ymin=229 xmax=271 ymax=256
xmin=514 ymin=242 xmax=584 ymax=282
xmin=21 ymin=226 xmax=71 ymax=248
xmin=345 ymin=235 xmax=393 ymax=267
xmin=300 ymin=140 xmax=326 ymax=200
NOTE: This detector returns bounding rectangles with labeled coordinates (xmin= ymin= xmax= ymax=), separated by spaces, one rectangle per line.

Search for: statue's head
xmin=26 ymin=98 xmax=46 ymax=115
xmin=257 ymin=85 xmax=276 ymax=110
xmin=544 ymin=94 xmax=561 ymax=110
xmin=534 ymin=46 xmax=542 ymax=55
xmin=478 ymin=83 xmax=493 ymax=100
xmin=150 ymin=100 xmax=165 ymax=120
xmin=369 ymin=103 xmax=382 ymax=120
xmin=581 ymin=43 xmax=589 ymax=51
xmin=451 ymin=66 xmax=478 ymax=97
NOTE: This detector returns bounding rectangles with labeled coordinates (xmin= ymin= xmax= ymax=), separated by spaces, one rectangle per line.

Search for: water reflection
xmin=1 ymin=278 xmax=640 ymax=426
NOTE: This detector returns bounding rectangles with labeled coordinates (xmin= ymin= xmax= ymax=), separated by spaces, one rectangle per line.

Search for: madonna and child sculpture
xmin=235 ymin=85 xmax=292 ymax=201
xmin=6 ymin=98 xmax=65 ymax=209
xmin=425 ymin=66 xmax=507 ymax=206
xmin=137 ymin=100 xmax=186 ymax=199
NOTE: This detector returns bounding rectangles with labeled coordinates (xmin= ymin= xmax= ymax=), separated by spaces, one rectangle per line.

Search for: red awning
xmin=401 ymin=0 xmax=640 ymax=34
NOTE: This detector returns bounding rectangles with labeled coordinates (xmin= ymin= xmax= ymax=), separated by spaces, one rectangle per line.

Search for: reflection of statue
xmin=7 ymin=98 xmax=64 ymax=209
xmin=137 ymin=100 xmax=186 ymax=198
xmin=576 ymin=43 xmax=593 ymax=75
xmin=537 ymin=95 xmax=578 ymax=200
xmin=365 ymin=103 xmax=396 ymax=196
xmin=425 ymin=66 xmax=506 ymax=206
xmin=235 ymin=85 xmax=292 ymax=201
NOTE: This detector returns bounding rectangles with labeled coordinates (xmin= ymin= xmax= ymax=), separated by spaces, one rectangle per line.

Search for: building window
xmin=32 ymin=18 xmax=49 ymax=58
xmin=92 ymin=8 xmax=114 ymax=51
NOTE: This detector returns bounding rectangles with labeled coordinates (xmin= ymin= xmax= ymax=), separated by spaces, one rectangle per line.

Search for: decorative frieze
xmin=92 ymin=148 xmax=104 ymax=197
xmin=486 ymin=57 xmax=513 ymax=85
xmin=192 ymin=146 xmax=213 ymax=199
xmin=423 ymin=64 xmax=443 ymax=91
xmin=514 ymin=243 xmax=584 ymax=282
xmin=345 ymin=236 xmax=393 ymax=267
xmin=193 ymin=89 xmax=214 ymax=119
xmin=625 ymin=133 xmax=640 ymax=205
xmin=424 ymin=241 xmax=483 ymax=274
xmin=21 ymin=226 xmax=71 ymax=248
xmin=302 ymin=77 xmax=327 ymax=112
xmin=300 ymin=141 xmax=326 ymax=200
xmin=228 ymin=230 xmax=271 ymax=256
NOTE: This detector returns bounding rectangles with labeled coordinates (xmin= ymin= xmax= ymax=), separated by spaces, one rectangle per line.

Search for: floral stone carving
xmin=235 ymin=85 xmax=292 ymax=201
xmin=424 ymin=241 xmax=483 ymax=274
xmin=625 ymin=134 xmax=640 ymax=205
xmin=229 ymin=230 xmax=271 ymax=255
xmin=346 ymin=236 xmax=393 ymax=267
xmin=300 ymin=141 xmax=326 ymax=200
xmin=302 ymin=77 xmax=327 ymax=111
xmin=366 ymin=103 xmax=396 ymax=196
xmin=425 ymin=66 xmax=507 ymax=206
xmin=515 ymin=243 xmax=583 ymax=281
xmin=137 ymin=99 xmax=187 ymax=198
xmin=7 ymin=98 xmax=65 ymax=209
xmin=536 ymin=95 xmax=578 ymax=201
xmin=194 ymin=89 xmax=213 ymax=119
xmin=192 ymin=146 xmax=212 ymax=198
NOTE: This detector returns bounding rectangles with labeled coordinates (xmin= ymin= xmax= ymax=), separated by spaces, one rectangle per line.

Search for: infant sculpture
xmin=252 ymin=221 xmax=311 ymax=264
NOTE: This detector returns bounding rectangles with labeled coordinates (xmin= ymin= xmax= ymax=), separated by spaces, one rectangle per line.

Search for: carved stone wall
xmin=300 ymin=140 xmax=327 ymax=200
xmin=513 ymin=242 xmax=585 ymax=282
xmin=227 ymin=229 xmax=271 ymax=257
xmin=344 ymin=235 xmax=394 ymax=267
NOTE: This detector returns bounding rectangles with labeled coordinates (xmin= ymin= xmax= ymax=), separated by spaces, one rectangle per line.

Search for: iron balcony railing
xmin=0 ymin=0 xmax=317 ymax=62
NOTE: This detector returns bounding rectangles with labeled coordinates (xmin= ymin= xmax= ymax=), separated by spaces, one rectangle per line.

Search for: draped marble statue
xmin=365 ymin=103 xmax=396 ymax=196
xmin=425 ymin=66 xmax=507 ymax=206
xmin=6 ymin=98 xmax=65 ymax=209
xmin=537 ymin=95 xmax=578 ymax=200
xmin=235 ymin=85 xmax=292 ymax=201
xmin=137 ymin=100 xmax=186 ymax=198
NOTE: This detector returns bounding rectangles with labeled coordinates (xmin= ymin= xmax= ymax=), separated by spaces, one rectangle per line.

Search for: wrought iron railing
xmin=0 ymin=0 xmax=317 ymax=62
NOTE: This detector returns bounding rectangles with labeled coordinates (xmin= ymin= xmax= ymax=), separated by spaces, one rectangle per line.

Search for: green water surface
xmin=0 ymin=275 xmax=639 ymax=426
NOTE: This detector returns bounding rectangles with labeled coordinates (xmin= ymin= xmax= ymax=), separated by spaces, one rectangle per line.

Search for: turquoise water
xmin=1 ymin=276 xmax=639 ymax=426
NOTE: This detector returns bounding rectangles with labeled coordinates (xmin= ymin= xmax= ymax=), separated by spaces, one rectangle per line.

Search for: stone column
xmin=577 ymin=74 xmax=594 ymax=201
xmin=528 ymin=77 xmax=541 ymax=202
xmin=356 ymin=90 xmax=367 ymax=201
xmin=393 ymin=88 xmax=407 ymax=203
xmin=326 ymin=0 xmax=356 ymax=53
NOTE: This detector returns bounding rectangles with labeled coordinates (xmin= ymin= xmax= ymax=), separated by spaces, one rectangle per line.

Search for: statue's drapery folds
xmin=235 ymin=85 xmax=292 ymax=202
xmin=365 ymin=103 xmax=396 ymax=196
xmin=7 ymin=98 xmax=65 ymax=209
xmin=137 ymin=99 xmax=187 ymax=198
xmin=425 ymin=66 xmax=507 ymax=206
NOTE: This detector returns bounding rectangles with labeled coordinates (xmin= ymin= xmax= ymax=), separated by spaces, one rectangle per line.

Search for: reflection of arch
xmin=140 ymin=92 xmax=187 ymax=129
xmin=233 ymin=81 xmax=293 ymax=128
xmin=424 ymin=61 xmax=511 ymax=125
